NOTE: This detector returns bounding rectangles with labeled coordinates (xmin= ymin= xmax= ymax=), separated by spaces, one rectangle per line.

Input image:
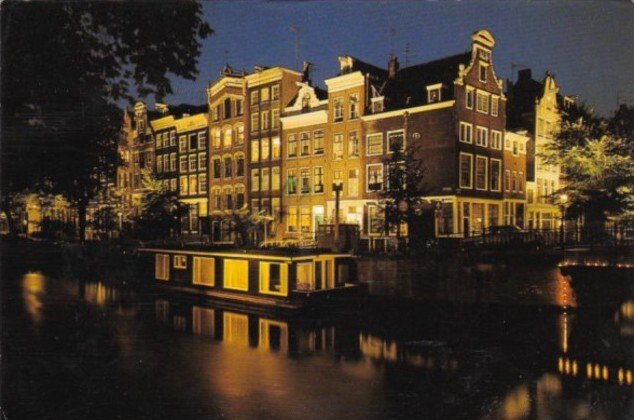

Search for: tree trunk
xmin=2 ymin=209 xmax=18 ymax=237
xmin=78 ymin=202 xmax=87 ymax=242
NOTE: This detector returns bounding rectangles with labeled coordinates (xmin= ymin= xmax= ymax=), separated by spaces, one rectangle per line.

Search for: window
xmin=287 ymin=207 xmax=297 ymax=232
xmin=476 ymin=126 xmax=488 ymax=147
xmin=236 ymin=99 xmax=244 ymax=116
xmin=212 ymin=129 xmax=221 ymax=149
xmin=272 ymin=136 xmax=281 ymax=159
xmin=300 ymin=132 xmax=311 ymax=156
xmin=427 ymin=87 xmax=441 ymax=103
xmin=479 ymin=63 xmax=487 ymax=82
xmin=180 ymin=176 xmax=189 ymax=195
xmin=170 ymin=153 xmax=177 ymax=172
xmin=170 ymin=131 xmax=176 ymax=146
xmin=491 ymin=96 xmax=499 ymax=117
xmin=476 ymin=91 xmax=489 ymax=114
xmin=212 ymin=157 xmax=221 ymax=179
xmin=236 ymin=186 xmax=245 ymax=208
xmin=223 ymin=259 xmax=249 ymax=291
xmin=348 ymin=131 xmax=359 ymax=157
xmin=199 ymin=174 xmax=207 ymax=193
xmin=366 ymin=133 xmax=383 ymax=156
xmin=349 ymin=93 xmax=359 ymax=119
xmin=271 ymin=85 xmax=280 ymax=101
xmin=287 ymin=134 xmax=297 ymax=158
xmin=287 ymin=169 xmax=297 ymax=195
xmin=388 ymin=130 xmax=405 ymax=153
xmin=518 ymin=171 xmax=524 ymax=193
xmin=490 ymin=159 xmax=501 ymax=191
xmin=333 ymin=97 xmax=343 ymax=122
xmin=261 ymin=87 xmax=270 ymax=102
xmin=466 ymin=86 xmax=474 ymax=109
xmin=367 ymin=164 xmax=383 ymax=192
xmin=300 ymin=207 xmax=311 ymax=233
xmin=156 ymin=254 xmax=169 ymax=280
xmin=313 ymin=130 xmax=324 ymax=155
xmin=302 ymin=92 xmax=310 ymax=110
xmin=251 ymin=169 xmax=259 ymax=192
xmin=193 ymin=257 xmax=215 ymax=286
xmin=348 ymin=168 xmax=359 ymax=197
xmin=372 ymin=99 xmax=384 ymax=113
xmin=199 ymin=153 xmax=207 ymax=171
xmin=259 ymin=262 xmax=287 ymax=296
xmin=512 ymin=171 xmax=518 ymax=192
xmin=179 ymin=136 xmax=187 ymax=152
xmin=224 ymin=156 xmax=233 ymax=178
xmin=475 ymin=156 xmax=487 ymax=190
xmin=251 ymin=112 xmax=259 ymax=132
xmin=156 ymin=134 xmax=163 ymax=149
xmin=333 ymin=133 xmax=344 ymax=159
xmin=313 ymin=167 xmax=324 ymax=193
xmin=222 ymin=187 xmax=233 ymax=209
xmin=212 ymin=106 xmax=219 ymax=122
xmin=223 ymin=127 xmax=232 ymax=148
xmin=300 ymin=168 xmax=311 ymax=194
xmin=174 ymin=255 xmax=187 ymax=269
xmin=261 ymin=111 xmax=269 ymax=131
xmin=250 ymin=90 xmax=259 ymax=105
xmin=236 ymin=154 xmax=245 ymax=177
xmin=459 ymin=153 xmax=473 ymax=189
xmin=261 ymin=168 xmax=270 ymax=191
xmin=505 ymin=170 xmax=511 ymax=192
xmin=170 ymin=178 xmax=177 ymax=192
xmin=198 ymin=132 xmax=207 ymax=150
xmin=251 ymin=140 xmax=259 ymax=162
xmin=333 ymin=170 xmax=343 ymax=196
xmin=188 ymin=154 xmax=197 ymax=172
xmin=189 ymin=175 xmax=198 ymax=194
xmin=261 ymin=137 xmax=270 ymax=160
xmin=156 ymin=155 xmax=163 ymax=173
xmin=272 ymin=109 xmax=280 ymax=129
xmin=189 ymin=133 xmax=197 ymax=151
xmin=223 ymin=98 xmax=232 ymax=119
xmin=459 ymin=122 xmax=473 ymax=143
xmin=236 ymin=124 xmax=244 ymax=145
xmin=163 ymin=154 xmax=169 ymax=172
xmin=272 ymin=166 xmax=280 ymax=191
xmin=491 ymin=131 xmax=502 ymax=150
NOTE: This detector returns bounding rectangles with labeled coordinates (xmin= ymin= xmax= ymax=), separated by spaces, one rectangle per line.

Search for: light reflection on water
xmin=11 ymin=269 xmax=634 ymax=419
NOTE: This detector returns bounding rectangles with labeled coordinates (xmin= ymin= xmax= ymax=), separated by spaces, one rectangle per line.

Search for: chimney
xmin=518 ymin=68 xmax=532 ymax=81
xmin=388 ymin=55 xmax=399 ymax=79
xmin=302 ymin=61 xmax=312 ymax=84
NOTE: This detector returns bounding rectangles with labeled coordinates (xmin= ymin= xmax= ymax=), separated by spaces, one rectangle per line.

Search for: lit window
xmin=174 ymin=255 xmax=187 ymax=269
xmin=223 ymin=128 xmax=232 ymax=148
xmin=287 ymin=207 xmax=297 ymax=232
xmin=180 ymin=156 xmax=188 ymax=173
xmin=272 ymin=166 xmax=280 ymax=191
xmin=367 ymin=164 xmax=383 ymax=192
xmin=366 ymin=133 xmax=383 ymax=156
xmin=476 ymin=92 xmax=489 ymax=114
xmin=300 ymin=132 xmax=311 ymax=156
xmin=224 ymin=259 xmax=248 ymax=291
xmin=271 ymin=85 xmax=280 ymax=101
xmin=272 ymin=136 xmax=281 ymax=159
xmin=188 ymin=154 xmax=197 ymax=172
xmin=212 ymin=129 xmax=221 ymax=149
xmin=272 ymin=109 xmax=280 ymax=129
xmin=259 ymin=262 xmax=287 ymax=296
xmin=300 ymin=168 xmax=311 ymax=194
xmin=348 ymin=131 xmax=359 ymax=157
xmin=348 ymin=168 xmax=359 ymax=197
xmin=250 ymin=90 xmax=259 ymax=105
xmin=313 ymin=130 xmax=324 ymax=155
xmin=459 ymin=122 xmax=473 ymax=143
xmin=287 ymin=169 xmax=297 ymax=195
xmin=189 ymin=175 xmax=198 ymax=195
xmin=349 ymin=94 xmax=359 ymax=119
xmin=313 ymin=167 xmax=324 ymax=193
xmin=287 ymin=134 xmax=297 ymax=158
xmin=179 ymin=136 xmax=187 ymax=152
xmin=198 ymin=174 xmax=207 ymax=194
xmin=170 ymin=153 xmax=177 ymax=172
xmin=333 ymin=133 xmax=343 ymax=159
xmin=198 ymin=153 xmax=207 ymax=171
xmin=251 ymin=140 xmax=259 ymax=162
xmin=300 ymin=207 xmax=311 ymax=232
xmin=333 ymin=97 xmax=343 ymax=122
xmin=261 ymin=168 xmax=270 ymax=191
xmin=261 ymin=137 xmax=270 ymax=160
xmin=251 ymin=169 xmax=259 ymax=192
xmin=236 ymin=124 xmax=244 ymax=145
xmin=180 ymin=175 xmax=189 ymax=195
xmin=251 ymin=112 xmax=259 ymax=132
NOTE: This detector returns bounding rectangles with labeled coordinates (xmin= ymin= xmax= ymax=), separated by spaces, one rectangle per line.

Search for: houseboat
xmin=137 ymin=247 xmax=364 ymax=311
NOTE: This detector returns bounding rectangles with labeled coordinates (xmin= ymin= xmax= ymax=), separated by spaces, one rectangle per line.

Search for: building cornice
xmin=245 ymin=67 xmax=301 ymax=87
xmin=361 ymin=100 xmax=455 ymax=121
xmin=280 ymin=110 xmax=328 ymax=130
xmin=324 ymin=72 xmax=365 ymax=93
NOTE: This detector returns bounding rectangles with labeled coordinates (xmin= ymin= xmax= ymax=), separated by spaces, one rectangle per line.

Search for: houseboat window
xmin=193 ymin=257 xmax=215 ymax=286
xmin=173 ymin=255 xmax=187 ymax=269
xmin=296 ymin=262 xmax=314 ymax=290
xmin=338 ymin=263 xmax=350 ymax=284
xmin=155 ymin=254 xmax=169 ymax=280
xmin=192 ymin=306 xmax=215 ymax=337
xmin=259 ymin=262 xmax=288 ymax=296
xmin=223 ymin=312 xmax=249 ymax=345
xmin=223 ymin=259 xmax=249 ymax=291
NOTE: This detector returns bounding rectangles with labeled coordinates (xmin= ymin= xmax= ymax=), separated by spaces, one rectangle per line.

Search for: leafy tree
xmin=380 ymin=136 xmax=428 ymax=244
xmin=545 ymin=103 xmax=634 ymax=222
xmin=1 ymin=1 xmax=212 ymax=240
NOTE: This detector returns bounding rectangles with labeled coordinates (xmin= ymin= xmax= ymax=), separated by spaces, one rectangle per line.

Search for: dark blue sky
xmin=165 ymin=0 xmax=634 ymax=116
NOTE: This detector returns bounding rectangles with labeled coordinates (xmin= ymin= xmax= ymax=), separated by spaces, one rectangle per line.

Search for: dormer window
xmin=426 ymin=83 xmax=443 ymax=103
xmin=371 ymin=97 xmax=384 ymax=113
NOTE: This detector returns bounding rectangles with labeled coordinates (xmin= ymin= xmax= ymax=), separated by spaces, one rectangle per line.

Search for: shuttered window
xmin=155 ymin=254 xmax=169 ymax=281
xmin=193 ymin=257 xmax=215 ymax=286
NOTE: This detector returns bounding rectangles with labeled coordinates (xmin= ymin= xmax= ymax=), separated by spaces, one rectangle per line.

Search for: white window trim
xmin=426 ymin=83 xmax=443 ymax=103
xmin=475 ymin=156 xmax=488 ymax=191
xmin=366 ymin=133 xmax=384 ymax=157
xmin=491 ymin=130 xmax=503 ymax=150
xmin=366 ymin=163 xmax=384 ymax=193
xmin=490 ymin=158 xmax=502 ymax=192
xmin=459 ymin=152 xmax=473 ymax=189
xmin=476 ymin=90 xmax=491 ymax=115
xmin=459 ymin=122 xmax=473 ymax=144
xmin=465 ymin=86 xmax=475 ymax=110
xmin=491 ymin=95 xmax=499 ymax=117
xmin=475 ymin=126 xmax=489 ymax=147
xmin=386 ymin=129 xmax=406 ymax=154
xmin=479 ymin=61 xmax=489 ymax=83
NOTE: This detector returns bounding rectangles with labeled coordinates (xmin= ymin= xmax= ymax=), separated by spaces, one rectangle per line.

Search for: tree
xmin=380 ymin=135 xmax=428 ymax=246
xmin=1 ymin=1 xmax=212 ymax=240
xmin=545 ymin=103 xmax=634 ymax=222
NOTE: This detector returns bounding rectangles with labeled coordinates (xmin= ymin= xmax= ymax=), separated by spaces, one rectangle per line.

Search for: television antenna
xmin=289 ymin=24 xmax=301 ymax=70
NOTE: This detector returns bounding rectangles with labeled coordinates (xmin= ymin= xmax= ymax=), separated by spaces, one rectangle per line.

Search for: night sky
xmin=165 ymin=0 xmax=634 ymax=117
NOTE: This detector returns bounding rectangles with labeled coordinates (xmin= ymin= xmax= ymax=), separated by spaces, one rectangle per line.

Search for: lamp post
xmin=559 ymin=194 xmax=568 ymax=250
xmin=332 ymin=182 xmax=343 ymax=248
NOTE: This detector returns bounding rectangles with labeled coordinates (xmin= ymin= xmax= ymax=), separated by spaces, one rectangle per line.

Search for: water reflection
xmin=21 ymin=272 xmax=46 ymax=327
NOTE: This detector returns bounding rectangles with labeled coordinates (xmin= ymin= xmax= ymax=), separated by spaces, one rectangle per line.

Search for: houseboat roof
xmin=138 ymin=246 xmax=353 ymax=262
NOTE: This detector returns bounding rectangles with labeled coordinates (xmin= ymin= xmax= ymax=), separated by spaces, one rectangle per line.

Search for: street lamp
xmin=559 ymin=194 xmax=568 ymax=250
xmin=332 ymin=182 xmax=343 ymax=247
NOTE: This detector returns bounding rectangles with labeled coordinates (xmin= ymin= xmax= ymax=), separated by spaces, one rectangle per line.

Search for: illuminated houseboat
xmin=138 ymin=248 xmax=363 ymax=311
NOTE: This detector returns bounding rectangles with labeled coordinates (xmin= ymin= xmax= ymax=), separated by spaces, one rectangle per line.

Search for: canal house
xmin=139 ymin=248 xmax=360 ymax=310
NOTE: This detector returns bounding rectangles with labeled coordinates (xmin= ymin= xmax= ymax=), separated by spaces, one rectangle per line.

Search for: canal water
xmin=2 ymin=246 xmax=633 ymax=419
